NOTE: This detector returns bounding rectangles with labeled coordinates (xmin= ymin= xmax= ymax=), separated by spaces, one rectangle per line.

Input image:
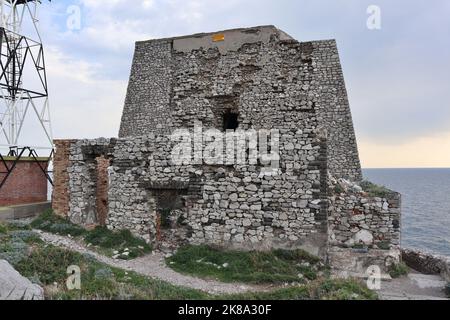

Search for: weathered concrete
xmin=378 ymin=272 xmax=449 ymax=300
xmin=0 ymin=260 xmax=44 ymax=300
xmin=0 ymin=201 xmax=51 ymax=221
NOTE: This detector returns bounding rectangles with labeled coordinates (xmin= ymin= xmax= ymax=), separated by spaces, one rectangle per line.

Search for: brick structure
xmin=52 ymin=140 xmax=76 ymax=216
xmin=95 ymin=156 xmax=110 ymax=226
xmin=0 ymin=157 xmax=49 ymax=206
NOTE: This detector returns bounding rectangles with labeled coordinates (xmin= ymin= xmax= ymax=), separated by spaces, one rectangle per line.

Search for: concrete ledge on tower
xmin=328 ymin=246 xmax=400 ymax=280
xmin=0 ymin=201 xmax=51 ymax=221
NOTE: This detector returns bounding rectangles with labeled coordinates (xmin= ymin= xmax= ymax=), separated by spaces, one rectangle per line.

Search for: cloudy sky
xmin=12 ymin=0 xmax=450 ymax=168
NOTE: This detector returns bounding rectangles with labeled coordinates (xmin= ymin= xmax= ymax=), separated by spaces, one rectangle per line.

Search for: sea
xmin=363 ymin=168 xmax=450 ymax=257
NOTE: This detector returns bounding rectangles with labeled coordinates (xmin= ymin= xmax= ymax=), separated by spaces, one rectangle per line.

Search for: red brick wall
xmin=52 ymin=139 xmax=77 ymax=217
xmin=95 ymin=156 xmax=110 ymax=225
xmin=0 ymin=159 xmax=49 ymax=206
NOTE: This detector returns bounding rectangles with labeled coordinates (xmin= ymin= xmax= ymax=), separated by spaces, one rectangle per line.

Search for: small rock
xmin=354 ymin=230 xmax=374 ymax=245
xmin=0 ymin=260 xmax=44 ymax=300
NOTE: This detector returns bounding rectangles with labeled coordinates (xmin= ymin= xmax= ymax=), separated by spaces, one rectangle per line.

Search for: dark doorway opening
xmin=223 ymin=110 xmax=239 ymax=131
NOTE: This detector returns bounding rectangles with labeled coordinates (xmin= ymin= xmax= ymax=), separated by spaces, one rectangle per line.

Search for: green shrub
xmin=84 ymin=226 xmax=151 ymax=260
xmin=9 ymin=230 xmax=42 ymax=245
xmin=388 ymin=262 xmax=409 ymax=278
xmin=377 ymin=241 xmax=391 ymax=250
xmin=31 ymin=210 xmax=86 ymax=237
xmin=0 ymin=238 xmax=30 ymax=266
xmin=15 ymin=246 xmax=83 ymax=285
xmin=334 ymin=184 xmax=344 ymax=194
xmin=15 ymin=244 xmax=207 ymax=300
xmin=94 ymin=267 xmax=115 ymax=280
xmin=360 ymin=180 xmax=392 ymax=198
xmin=7 ymin=221 xmax=32 ymax=231
xmin=167 ymin=245 xmax=326 ymax=284
xmin=445 ymin=283 xmax=450 ymax=298
xmin=221 ymin=285 xmax=311 ymax=300
xmin=314 ymin=278 xmax=378 ymax=300
xmin=0 ymin=222 xmax=9 ymax=234
xmin=221 ymin=279 xmax=378 ymax=300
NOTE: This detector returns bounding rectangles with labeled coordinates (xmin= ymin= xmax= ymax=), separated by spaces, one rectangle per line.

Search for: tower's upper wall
xmin=119 ymin=25 xmax=362 ymax=181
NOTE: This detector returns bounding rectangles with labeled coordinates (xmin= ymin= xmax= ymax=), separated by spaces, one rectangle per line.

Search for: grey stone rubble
xmin=402 ymin=248 xmax=450 ymax=281
xmin=54 ymin=25 xmax=402 ymax=276
xmin=34 ymin=230 xmax=270 ymax=295
xmin=0 ymin=259 xmax=44 ymax=300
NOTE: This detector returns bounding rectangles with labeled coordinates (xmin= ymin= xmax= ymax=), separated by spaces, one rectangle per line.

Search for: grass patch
xmin=0 ymin=222 xmax=8 ymax=234
xmin=388 ymin=262 xmax=409 ymax=278
xmin=30 ymin=211 xmax=151 ymax=260
xmin=220 ymin=279 xmax=377 ymax=300
xmin=167 ymin=245 xmax=326 ymax=284
xmin=376 ymin=241 xmax=391 ymax=250
xmin=221 ymin=286 xmax=311 ymax=300
xmin=14 ymin=244 xmax=208 ymax=300
xmin=0 ymin=228 xmax=42 ymax=265
xmin=84 ymin=226 xmax=152 ymax=260
xmin=360 ymin=180 xmax=392 ymax=198
xmin=31 ymin=210 xmax=86 ymax=237
xmin=313 ymin=278 xmax=378 ymax=300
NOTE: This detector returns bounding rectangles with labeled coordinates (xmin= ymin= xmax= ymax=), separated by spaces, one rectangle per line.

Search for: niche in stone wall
xmin=223 ymin=109 xmax=239 ymax=131
xmin=150 ymin=188 xmax=191 ymax=247
xmin=77 ymin=145 xmax=112 ymax=226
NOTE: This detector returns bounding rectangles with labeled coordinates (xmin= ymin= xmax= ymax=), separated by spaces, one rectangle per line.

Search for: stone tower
xmin=119 ymin=25 xmax=362 ymax=181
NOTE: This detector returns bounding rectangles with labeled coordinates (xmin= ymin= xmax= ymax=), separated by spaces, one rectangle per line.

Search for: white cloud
xmin=17 ymin=0 xmax=450 ymax=168
xmin=46 ymin=46 xmax=127 ymax=140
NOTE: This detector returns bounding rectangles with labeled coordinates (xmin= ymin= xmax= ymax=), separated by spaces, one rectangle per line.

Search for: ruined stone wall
xmin=119 ymin=26 xmax=362 ymax=181
xmin=402 ymin=248 xmax=450 ymax=281
xmin=328 ymin=190 xmax=401 ymax=250
xmin=64 ymin=131 xmax=328 ymax=255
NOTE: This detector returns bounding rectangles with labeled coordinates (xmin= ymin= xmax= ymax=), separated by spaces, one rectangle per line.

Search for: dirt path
xmin=34 ymin=230 xmax=271 ymax=295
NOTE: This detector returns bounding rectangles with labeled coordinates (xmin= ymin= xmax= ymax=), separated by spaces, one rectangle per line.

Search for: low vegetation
xmin=222 ymin=278 xmax=377 ymax=300
xmin=388 ymin=262 xmax=409 ymax=278
xmin=30 ymin=210 xmax=151 ymax=260
xmin=31 ymin=209 xmax=86 ymax=237
xmin=84 ymin=226 xmax=151 ymax=259
xmin=166 ymin=245 xmax=328 ymax=284
xmin=445 ymin=283 xmax=450 ymax=298
xmin=0 ymin=222 xmax=8 ymax=234
xmin=15 ymin=245 xmax=207 ymax=300
xmin=1 ymin=220 xmax=377 ymax=300
xmin=360 ymin=180 xmax=392 ymax=198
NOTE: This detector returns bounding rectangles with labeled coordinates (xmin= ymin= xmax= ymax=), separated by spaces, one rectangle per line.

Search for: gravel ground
xmin=34 ymin=230 xmax=272 ymax=295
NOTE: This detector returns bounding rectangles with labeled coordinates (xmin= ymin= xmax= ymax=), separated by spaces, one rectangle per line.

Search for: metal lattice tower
xmin=0 ymin=0 xmax=52 ymax=147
